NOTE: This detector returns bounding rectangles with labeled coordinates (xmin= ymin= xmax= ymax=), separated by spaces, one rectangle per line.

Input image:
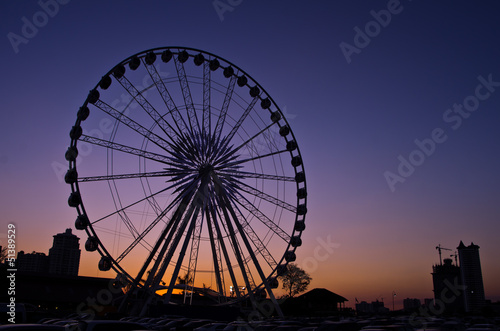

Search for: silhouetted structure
xmin=458 ymin=241 xmax=485 ymax=312
xmin=281 ymin=288 xmax=348 ymax=316
xmin=0 ymin=263 xmax=117 ymax=315
xmin=403 ymin=298 xmax=421 ymax=312
xmin=356 ymin=299 xmax=388 ymax=313
xmin=432 ymin=257 xmax=463 ymax=313
xmin=17 ymin=251 xmax=49 ymax=273
xmin=424 ymin=298 xmax=433 ymax=307
xmin=48 ymin=228 xmax=81 ymax=276
xmin=431 ymin=241 xmax=486 ymax=314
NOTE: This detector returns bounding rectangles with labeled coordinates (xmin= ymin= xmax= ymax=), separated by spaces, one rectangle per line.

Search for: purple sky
xmin=1 ymin=1 xmax=499 ymax=309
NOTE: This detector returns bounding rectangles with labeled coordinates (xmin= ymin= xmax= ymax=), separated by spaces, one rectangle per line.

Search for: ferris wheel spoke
xmin=159 ymin=204 xmax=201 ymax=307
xmin=202 ymin=61 xmax=211 ymax=138
xmin=93 ymin=100 xmax=173 ymax=153
xmin=218 ymin=196 xmax=257 ymax=294
xmin=222 ymin=95 xmax=259 ymax=146
xmin=79 ymin=134 xmax=172 ymax=165
xmin=205 ymin=208 xmax=226 ymax=299
xmin=78 ymin=170 xmax=181 ymax=182
xmin=158 ymin=178 xmax=210 ymax=305
xmin=167 ymin=133 xmax=205 ymax=169
xmin=208 ymin=203 xmax=241 ymax=299
xmin=118 ymin=209 xmax=140 ymax=240
xmin=218 ymin=169 xmax=295 ymax=182
xmin=91 ymin=185 xmax=171 ymax=225
xmin=227 ymin=149 xmax=289 ymax=168
xmin=143 ymin=60 xmax=189 ymax=135
xmin=226 ymin=196 xmax=277 ymax=269
xmin=231 ymin=121 xmax=276 ymax=154
xmin=146 ymin=176 xmax=202 ymax=278
xmin=236 ymin=181 xmax=296 ymax=213
xmin=233 ymin=191 xmax=291 ymax=242
xmin=221 ymin=191 xmax=284 ymax=316
xmin=210 ymin=175 xmax=258 ymax=292
xmin=115 ymin=201 xmax=179 ymax=263
xmin=213 ymin=75 xmax=237 ymax=144
xmin=114 ymin=70 xmax=182 ymax=142
xmin=121 ymin=193 xmax=191 ymax=314
xmin=171 ymin=179 xmax=213 ymax=216
xmin=106 ymin=179 xmax=142 ymax=239
xmin=174 ymin=54 xmax=201 ymax=136
xmin=210 ymin=138 xmax=238 ymax=167
xmin=137 ymin=188 xmax=197 ymax=293
xmin=184 ymin=211 xmax=204 ymax=303
xmin=164 ymin=175 xmax=199 ymax=195
xmin=137 ymin=174 xmax=164 ymax=218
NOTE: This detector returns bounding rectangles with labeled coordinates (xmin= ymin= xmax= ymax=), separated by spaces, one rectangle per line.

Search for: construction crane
xmin=450 ymin=251 xmax=458 ymax=266
xmin=436 ymin=244 xmax=452 ymax=265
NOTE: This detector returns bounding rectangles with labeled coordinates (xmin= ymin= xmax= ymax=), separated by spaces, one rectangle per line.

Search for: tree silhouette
xmin=278 ymin=263 xmax=311 ymax=298
xmin=0 ymin=246 xmax=7 ymax=263
xmin=177 ymin=271 xmax=193 ymax=285
xmin=176 ymin=271 xmax=193 ymax=295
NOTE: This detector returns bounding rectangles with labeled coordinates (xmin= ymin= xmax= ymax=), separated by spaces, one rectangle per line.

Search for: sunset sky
xmin=1 ymin=1 xmax=499 ymax=310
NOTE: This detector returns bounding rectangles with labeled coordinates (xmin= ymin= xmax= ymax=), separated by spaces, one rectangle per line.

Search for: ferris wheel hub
xmin=198 ymin=163 xmax=214 ymax=176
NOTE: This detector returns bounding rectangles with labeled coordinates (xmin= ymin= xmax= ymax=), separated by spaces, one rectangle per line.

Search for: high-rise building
xmin=48 ymin=228 xmax=81 ymax=276
xmin=458 ymin=241 xmax=485 ymax=312
xmin=432 ymin=257 xmax=463 ymax=313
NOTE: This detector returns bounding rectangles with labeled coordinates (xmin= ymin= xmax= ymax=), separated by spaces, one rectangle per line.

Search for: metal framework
xmin=65 ymin=47 xmax=307 ymax=317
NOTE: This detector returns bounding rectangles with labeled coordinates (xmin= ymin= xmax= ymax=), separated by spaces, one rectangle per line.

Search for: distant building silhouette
xmin=403 ymin=298 xmax=421 ymax=312
xmin=48 ymin=228 xmax=81 ymax=276
xmin=355 ymin=300 xmax=370 ymax=313
xmin=432 ymin=257 xmax=463 ymax=313
xmin=458 ymin=241 xmax=485 ymax=312
xmin=356 ymin=299 xmax=388 ymax=313
xmin=17 ymin=251 xmax=49 ymax=273
xmin=424 ymin=298 xmax=434 ymax=307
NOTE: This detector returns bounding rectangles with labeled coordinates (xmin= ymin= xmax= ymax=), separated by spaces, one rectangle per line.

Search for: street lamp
xmin=392 ymin=291 xmax=396 ymax=311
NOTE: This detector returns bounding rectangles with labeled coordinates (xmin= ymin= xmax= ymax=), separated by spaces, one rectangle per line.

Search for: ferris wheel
xmin=65 ymin=47 xmax=307 ymax=316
